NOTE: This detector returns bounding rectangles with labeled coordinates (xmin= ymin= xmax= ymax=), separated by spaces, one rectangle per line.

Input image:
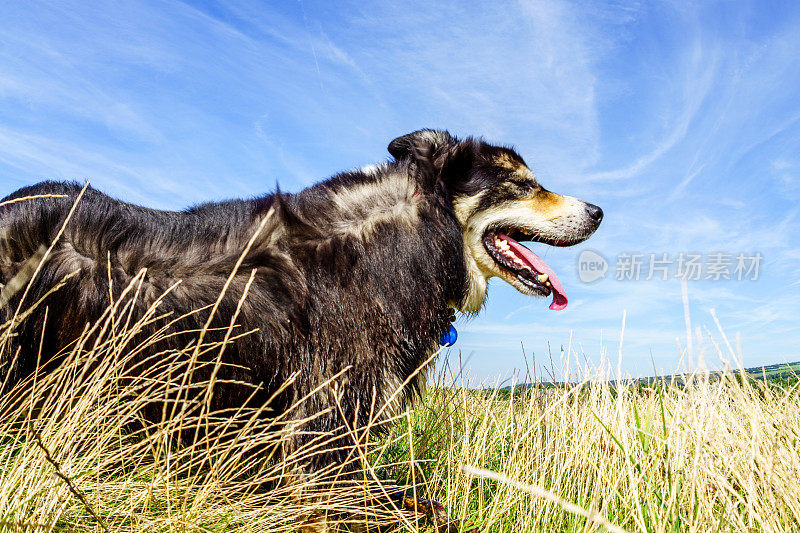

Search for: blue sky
xmin=1 ymin=0 xmax=798 ymax=382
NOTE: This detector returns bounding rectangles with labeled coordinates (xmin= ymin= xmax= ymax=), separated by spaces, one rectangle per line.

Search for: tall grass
xmin=2 ymin=287 xmax=798 ymax=532
xmin=0 ymin=254 xmax=437 ymax=532
xmin=388 ymin=360 xmax=800 ymax=532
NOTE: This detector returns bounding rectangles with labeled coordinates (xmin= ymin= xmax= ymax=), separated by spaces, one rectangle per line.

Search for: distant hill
xmin=503 ymin=361 xmax=800 ymax=390
xmin=738 ymin=361 xmax=800 ymax=381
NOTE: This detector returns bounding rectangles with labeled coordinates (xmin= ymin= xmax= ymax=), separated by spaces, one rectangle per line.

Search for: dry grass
xmin=1 ymin=284 xmax=797 ymax=533
xmin=0 ymin=275 xmax=416 ymax=532
xmin=392 ymin=361 xmax=800 ymax=532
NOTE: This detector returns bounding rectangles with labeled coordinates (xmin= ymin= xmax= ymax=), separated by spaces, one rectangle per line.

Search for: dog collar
xmin=439 ymin=308 xmax=457 ymax=346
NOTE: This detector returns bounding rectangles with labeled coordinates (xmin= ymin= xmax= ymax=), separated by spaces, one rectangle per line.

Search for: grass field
xmin=1 ymin=300 xmax=799 ymax=533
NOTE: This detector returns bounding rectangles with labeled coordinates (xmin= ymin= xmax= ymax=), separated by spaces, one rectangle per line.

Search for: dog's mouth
xmin=482 ymin=229 xmax=568 ymax=310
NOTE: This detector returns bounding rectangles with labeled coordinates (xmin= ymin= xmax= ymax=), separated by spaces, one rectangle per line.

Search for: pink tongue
xmin=498 ymin=234 xmax=568 ymax=311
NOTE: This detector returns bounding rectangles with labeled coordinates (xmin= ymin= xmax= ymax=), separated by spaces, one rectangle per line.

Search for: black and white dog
xmin=0 ymin=130 xmax=601 ymax=531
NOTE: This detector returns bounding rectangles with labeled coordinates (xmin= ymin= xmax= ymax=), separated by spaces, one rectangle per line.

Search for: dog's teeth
xmin=537 ymin=274 xmax=549 ymax=283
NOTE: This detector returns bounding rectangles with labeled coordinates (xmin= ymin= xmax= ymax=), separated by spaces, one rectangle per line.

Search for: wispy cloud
xmin=584 ymin=41 xmax=720 ymax=183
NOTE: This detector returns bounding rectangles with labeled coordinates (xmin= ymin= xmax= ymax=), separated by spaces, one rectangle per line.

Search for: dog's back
xmin=0 ymin=182 xmax=304 ymax=411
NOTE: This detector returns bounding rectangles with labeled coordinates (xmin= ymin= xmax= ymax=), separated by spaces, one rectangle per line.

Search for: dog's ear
xmin=387 ymin=129 xmax=453 ymax=161
xmin=388 ymin=130 xmax=473 ymax=192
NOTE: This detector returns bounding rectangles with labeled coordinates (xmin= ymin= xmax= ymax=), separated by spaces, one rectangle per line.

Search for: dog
xmin=0 ymin=129 xmax=602 ymax=531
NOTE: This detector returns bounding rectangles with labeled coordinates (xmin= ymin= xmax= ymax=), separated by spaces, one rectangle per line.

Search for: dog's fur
xmin=0 ymin=130 xmax=601 ymax=530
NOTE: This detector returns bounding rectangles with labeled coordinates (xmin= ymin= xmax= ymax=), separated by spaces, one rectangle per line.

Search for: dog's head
xmin=389 ymin=129 xmax=602 ymax=313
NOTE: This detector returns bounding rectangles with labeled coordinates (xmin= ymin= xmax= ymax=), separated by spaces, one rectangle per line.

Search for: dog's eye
xmin=507 ymin=178 xmax=535 ymax=191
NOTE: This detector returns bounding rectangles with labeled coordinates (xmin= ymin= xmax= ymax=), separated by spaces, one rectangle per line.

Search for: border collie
xmin=0 ymin=130 xmax=602 ymax=531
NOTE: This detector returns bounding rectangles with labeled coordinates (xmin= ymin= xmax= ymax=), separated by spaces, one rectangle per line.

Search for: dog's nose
xmin=585 ymin=203 xmax=603 ymax=223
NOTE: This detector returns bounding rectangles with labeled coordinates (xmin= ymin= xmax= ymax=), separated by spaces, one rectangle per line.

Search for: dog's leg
xmin=395 ymin=492 xmax=481 ymax=533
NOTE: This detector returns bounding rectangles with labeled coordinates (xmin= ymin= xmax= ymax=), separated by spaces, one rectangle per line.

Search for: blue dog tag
xmin=439 ymin=324 xmax=457 ymax=346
